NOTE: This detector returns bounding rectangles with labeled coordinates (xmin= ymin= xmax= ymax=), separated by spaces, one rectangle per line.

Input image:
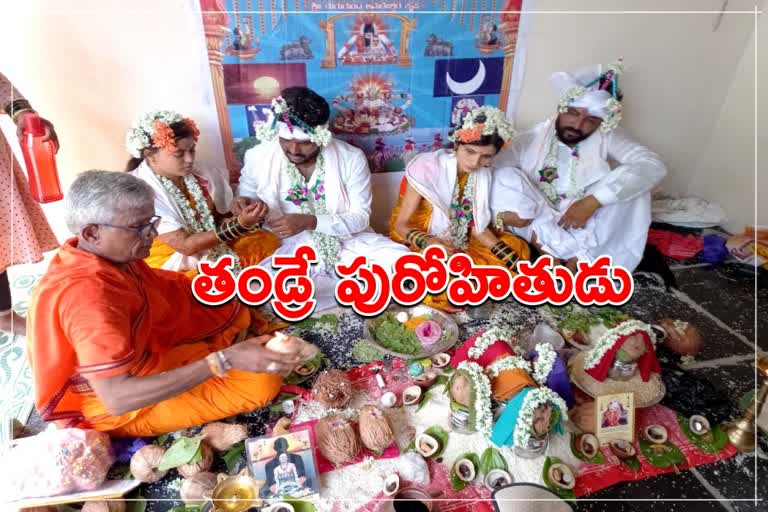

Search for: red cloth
xmin=450 ymin=330 xmax=519 ymax=369
xmin=584 ymin=323 xmax=661 ymax=382
xmin=647 ymin=229 xmax=704 ymax=260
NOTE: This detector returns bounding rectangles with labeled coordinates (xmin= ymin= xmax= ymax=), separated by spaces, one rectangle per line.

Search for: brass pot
xmin=202 ymin=469 xmax=264 ymax=512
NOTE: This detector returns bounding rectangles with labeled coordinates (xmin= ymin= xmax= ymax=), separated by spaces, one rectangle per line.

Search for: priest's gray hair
xmin=65 ymin=170 xmax=155 ymax=234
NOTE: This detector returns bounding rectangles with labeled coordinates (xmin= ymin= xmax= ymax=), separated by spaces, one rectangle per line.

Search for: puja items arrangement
xmin=365 ymin=305 xmax=459 ymax=358
xmin=2 ymin=426 xmax=114 ymax=501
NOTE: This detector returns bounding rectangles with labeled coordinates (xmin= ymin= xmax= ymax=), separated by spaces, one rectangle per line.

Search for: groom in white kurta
xmin=237 ymin=87 xmax=408 ymax=311
xmin=492 ymin=62 xmax=667 ymax=271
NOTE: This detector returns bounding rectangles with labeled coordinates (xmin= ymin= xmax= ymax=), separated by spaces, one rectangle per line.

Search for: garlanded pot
xmin=453 ymin=458 xmax=477 ymax=482
xmin=608 ymin=359 xmax=638 ymax=381
xmin=514 ymin=433 xmax=549 ymax=459
xmin=450 ymin=406 xmax=473 ymax=435
xmin=484 ymin=469 xmax=513 ymax=491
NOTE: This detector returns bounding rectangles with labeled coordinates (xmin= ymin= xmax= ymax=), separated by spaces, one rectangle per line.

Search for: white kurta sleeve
xmin=314 ymin=151 xmax=372 ymax=237
xmin=590 ymin=128 xmax=668 ymax=205
xmin=494 ymin=128 xmax=536 ymax=171
xmin=237 ymin=146 xmax=263 ymax=200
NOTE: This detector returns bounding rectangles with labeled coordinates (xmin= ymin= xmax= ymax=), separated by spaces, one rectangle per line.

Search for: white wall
xmin=0 ymin=0 xmax=761 ymax=238
xmin=688 ymin=9 xmax=766 ymax=233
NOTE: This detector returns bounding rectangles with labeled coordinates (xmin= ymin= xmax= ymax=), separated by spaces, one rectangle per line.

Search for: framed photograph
xmin=595 ymin=392 xmax=635 ymax=444
xmin=245 ymin=427 xmax=320 ymax=502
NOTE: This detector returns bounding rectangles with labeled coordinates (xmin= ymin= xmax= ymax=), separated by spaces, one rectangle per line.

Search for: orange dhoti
xmin=28 ymin=239 xmax=283 ymax=437
xmin=389 ymin=175 xmax=530 ymax=310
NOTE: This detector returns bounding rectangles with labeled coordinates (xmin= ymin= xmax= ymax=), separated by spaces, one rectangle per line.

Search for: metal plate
xmin=364 ymin=305 xmax=459 ymax=359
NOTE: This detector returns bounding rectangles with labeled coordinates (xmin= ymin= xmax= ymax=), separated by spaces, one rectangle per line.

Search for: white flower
xmin=486 ymin=355 xmax=531 ymax=378
xmin=583 ymin=319 xmax=656 ymax=370
xmin=511 ymin=387 xmax=568 ymax=449
xmin=531 ymin=343 xmax=557 ymax=385
xmin=126 ymin=109 xmax=186 ymax=158
xmin=156 ymin=173 xmax=242 ymax=273
xmin=452 ymin=105 xmax=516 ymax=144
xmin=309 ymin=124 xmax=333 ymax=148
xmin=457 ymin=361 xmax=494 ymax=436
xmin=467 ymin=326 xmax=518 ymax=360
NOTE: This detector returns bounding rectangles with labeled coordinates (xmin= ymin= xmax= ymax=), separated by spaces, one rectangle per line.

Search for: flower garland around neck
xmin=583 ymin=319 xmax=656 ymax=370
xmin=468 ymin=326 xmax=519 ymax=360
xmin=512 ymin=387 xmax=568 ymax=449
xmin=449 ymin=170 xmax=477 ymax=250
xmin=156 ymin=173 xmax=242 ymax=273
xmin=530 ymin=343 xmax=558 ymax=385
xmin=282 ymin=153 xmax=340 ymax=272
xmin=456 ymin=361 xmax=494 ymax=436
xmin=487 ymin=355 xmax=532 ymax=379
xmin=537 ymin=130 xmax=584 ymax=208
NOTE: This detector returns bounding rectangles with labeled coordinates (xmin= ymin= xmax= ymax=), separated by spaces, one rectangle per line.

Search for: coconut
xmin=359 ymin=405 xmax=395 ymax=453
xmin=431 ymin=353 xmax=451 ymax=368
xmin=316 ymin=415 xmax=360 ymax=466
xmin=201 ymin=422 xmax=248 ymax=451
xmin=81 ymin=501 xmax=126 ymax=512
xmin=644 ymin=425 xmax=668 ymax=445
xmin=484 ymin=469 xmax=513 ymax=491
xmin=660 ymin=319 xmax=703 ymax=356
xmin=177 ymin=441 xmax=214 ymax=478
xmin=180 ymin=472 xmax=218 ymax=504
xmin=449 ymin=374 xmax=472 ymax=408
xmin=453 ymin=458 xmax=476 ymax=482
xmin=575 ymin=433 xmax=600 ymax=459
xmin=130 ymin=444 xmax=168 ymax=483
xmin=689 ymin=415 xmax=711 ymax=436
xmin=383 ymin=474 xmax=400 ymax=496
xmin=271 ymin=503 xmax=295 ymax=512
xmin=402 ymin=385 xmax=423 ymax=406
xmin=313 ymin=369 xmax=353 ymax=408
xmin=548 ymin=463 xmax=576 ymax=490
xmin=569 ymin=401 xmax=597 ymax=434
xmin=413 ymin=372 xmax=438 ymax=388
xmin=609 ymin=440 xmax=636 ymax=459
xmin=266 ymin=331 xmax=320 ymax=362
xmin=414 ymin=433 xmax=439 ymax=458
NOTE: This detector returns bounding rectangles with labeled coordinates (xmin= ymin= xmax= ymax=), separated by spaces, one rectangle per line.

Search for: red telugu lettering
xmin=512 ymin=255 xmax=574 ymax=306
xmin=236 ymin=265 xmax=273 ymax=306
xmin=573 ymin=255 xmax=634 ymax=305
xmin=270 ymin=245 xmax=318 ymax=321
xmin=334 ymin=256 xmax=392 ymax=316
xmin=191 ymin=255 xmax=238 ymax=306
xmin=390 ymin=245 xmax=449 ymax=305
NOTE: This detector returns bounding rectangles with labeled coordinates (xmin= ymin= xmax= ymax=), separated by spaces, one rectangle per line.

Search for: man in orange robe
xmin=26 ymin=170 xmax=301 ymax=436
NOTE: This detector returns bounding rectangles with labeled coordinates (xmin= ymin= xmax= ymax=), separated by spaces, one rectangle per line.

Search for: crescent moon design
xmin=446 ymin=61 xmax=486 ymax=96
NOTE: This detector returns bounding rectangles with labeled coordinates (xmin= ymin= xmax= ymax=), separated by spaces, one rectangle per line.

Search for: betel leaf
xmin=416 ymin=392 xmax=432 ymax=412
xmin=283 ymin=499 xmax=317 ymax=512
xmin=168 ymin=506 xmax=202 ymax=512
xmin=479 ymin=446 xmax=508 ymax=476
xmin=542 ymin=456 xmax=576 ymax=501
xmin=639 ymin=438 xmax=686 ymax=469
xmin=569 ymin=434 xmax=606 ymax=464
xmin=423 ymin=425 xmax=450 ymax=458
xmin=434 ymin=375 xmax=449 ymax=388
xmin=222 ymin=441 xmax=246 ymax=473
xmin=158 ymin=435 xmax=203 ymax=471
xmin=620 ymin=455 xmax=641 ymax=473
xmin=677 ymin=415 xmax=728 ymax=454
xmin=450 ymin=452 xmax=480 ymax=491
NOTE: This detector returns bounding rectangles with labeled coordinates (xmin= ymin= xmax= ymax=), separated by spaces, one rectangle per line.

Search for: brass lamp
xmin=726 ymin=354 xmax=768 ymax=452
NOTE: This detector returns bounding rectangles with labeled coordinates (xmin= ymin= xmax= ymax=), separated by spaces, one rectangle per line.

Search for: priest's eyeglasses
xmin=100 ymin=215 xmax=161 ymax=240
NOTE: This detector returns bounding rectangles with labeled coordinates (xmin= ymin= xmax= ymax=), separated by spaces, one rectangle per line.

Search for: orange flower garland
xmin=150 ymin=118 xmax=200 ymax=153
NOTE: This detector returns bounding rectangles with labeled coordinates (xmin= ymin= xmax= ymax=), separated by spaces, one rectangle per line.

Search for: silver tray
xmin=364 ymin=304 xmax=459 ymax=359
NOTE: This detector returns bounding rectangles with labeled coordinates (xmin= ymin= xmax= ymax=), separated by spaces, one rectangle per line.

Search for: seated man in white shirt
xmin=491 ymin=60 xmax=667 ymax=271
xmin=236 ymin=86 xmax=408 ymax=310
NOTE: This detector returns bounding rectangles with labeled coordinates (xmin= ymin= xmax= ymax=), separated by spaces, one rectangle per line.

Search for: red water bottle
xmin=21 ymin=113 xmax=63 ymax=203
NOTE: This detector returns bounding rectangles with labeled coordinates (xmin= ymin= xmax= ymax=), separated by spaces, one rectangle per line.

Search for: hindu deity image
xmin=475 ymin=14 xmax=503 ymax=54
xmin=337 ymin=15 xmax=397 ymax=65
xmin=451 ymin=97 xmax=482 ymax=127
xmin=331 ymin=75 xmax=412 ymax=135
xmin=226 ymin=22 xmax=260 ymax=59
